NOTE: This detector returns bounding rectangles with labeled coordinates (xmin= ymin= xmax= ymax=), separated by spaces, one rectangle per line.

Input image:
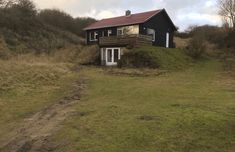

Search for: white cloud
xmin=33 ymin=0 xmax=222 ymax=31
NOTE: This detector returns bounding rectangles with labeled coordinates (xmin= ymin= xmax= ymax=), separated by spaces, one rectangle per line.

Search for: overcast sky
xmin=33 ymin=0 xmax=221 ymax=31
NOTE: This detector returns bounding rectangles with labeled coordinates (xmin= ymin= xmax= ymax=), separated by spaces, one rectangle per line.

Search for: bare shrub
xmin=218 ymin=0 xmax=235 ymax=29
xmin=186 ymin=32 xmax=206 ymax=59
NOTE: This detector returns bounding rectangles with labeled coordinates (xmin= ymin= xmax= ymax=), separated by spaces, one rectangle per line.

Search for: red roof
xmin=84 ymin=9 xmax=163 ymax=30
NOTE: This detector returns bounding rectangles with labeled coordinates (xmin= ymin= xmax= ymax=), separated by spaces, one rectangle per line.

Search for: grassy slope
xmin=0 ymin=55 xmax=79 ymax=142
xmin=135 ymin=46 xmax=193 ymax=70
xmin=52 ymin=60 xmax=235 ymax=152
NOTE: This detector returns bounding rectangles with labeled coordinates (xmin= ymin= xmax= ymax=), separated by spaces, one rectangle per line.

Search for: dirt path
xmin=0 ymin=80 xmax=85 ymax=152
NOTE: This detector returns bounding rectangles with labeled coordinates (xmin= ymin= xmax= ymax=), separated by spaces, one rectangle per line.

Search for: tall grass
xmin=0 ymin=54 xmax=73 ymax=95
xmin=0 ymin=36 xmax=10 ymax=59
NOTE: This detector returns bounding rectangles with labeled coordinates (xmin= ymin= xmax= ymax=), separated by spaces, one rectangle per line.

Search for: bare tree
xmin=0 ymin=0 xmax=17 ymax=8
xmin=218 ymin=0 xmax=235 ymax=28
xmin=0 ymin=0 xmax=5 ymax=7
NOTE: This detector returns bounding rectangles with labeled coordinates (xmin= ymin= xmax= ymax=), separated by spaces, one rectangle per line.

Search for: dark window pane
xmin=114 ymin=49 xmax=119 ymax=62
xmin=107 ymin=49 xmax=112 ymax=62
xmin=90 ymin=32 xmax=94 ymax=40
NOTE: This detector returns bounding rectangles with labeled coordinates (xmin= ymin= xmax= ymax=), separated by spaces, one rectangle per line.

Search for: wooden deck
xmin=99 ymin=34 xmax=153 ymax=47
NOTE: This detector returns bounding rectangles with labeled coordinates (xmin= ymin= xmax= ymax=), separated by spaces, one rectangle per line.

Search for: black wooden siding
xmin=86 ymin=10 xmax=176 ymax=48
xmin=140 ymin=10 xmax=175 ymax=48
xmin=86 ymin=27 xmax=117 ymax=45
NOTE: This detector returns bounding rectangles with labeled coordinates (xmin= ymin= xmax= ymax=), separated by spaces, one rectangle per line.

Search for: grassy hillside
xmin=0 ymin=54 xmax=80 ymax=143
xmin=119 ymin=46 xmax=193 ymax=70
xmin=0 ymin=25 xmax=83 ymax=53
xmin=0 ymin=36 xmax=10 ymax=58
xmin=48 ymin=60 xmax=235 ymax=152
xmin=0 ymin=0 xmax=95 ymax=54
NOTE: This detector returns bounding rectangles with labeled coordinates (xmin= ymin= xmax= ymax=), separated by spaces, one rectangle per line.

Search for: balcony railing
xmin=99 ymin=34 xmax=153 ymax=47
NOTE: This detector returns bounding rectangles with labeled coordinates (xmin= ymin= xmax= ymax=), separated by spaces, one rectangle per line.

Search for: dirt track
xmin=0 ymin=80 xmax=85 ymax=152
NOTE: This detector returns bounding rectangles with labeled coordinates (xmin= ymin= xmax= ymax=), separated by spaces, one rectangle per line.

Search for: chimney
xmin=125 ymin=10 xmax=131 ymax=16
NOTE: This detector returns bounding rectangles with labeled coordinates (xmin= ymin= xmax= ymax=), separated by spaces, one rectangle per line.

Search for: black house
xmin=84 ymin=9 xmax=177 ymax=66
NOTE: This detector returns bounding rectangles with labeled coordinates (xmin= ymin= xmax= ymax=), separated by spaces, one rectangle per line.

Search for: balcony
xmin=99 ymin=34 xmax=153 ymax=47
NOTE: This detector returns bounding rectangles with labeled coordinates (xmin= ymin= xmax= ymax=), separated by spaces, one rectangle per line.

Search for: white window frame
xmin=105 ymin=48 xmax=121 ymax=66
xmin=147 ymin=28 xmax=155 ymax=42
xmin=89 ymin=31 xmax=98 ymax=41
xmin=100 ymin=31 xmax=105 ymax=37
xmin=117 ymin=25 xmax=139 ymax=36
xmin=117 ymin=27 xmax=124 ymax=36
xmin=108 ymin=30 xmax=112 ymax=37
xmin=152 ymin=32 xmax=155 ymax=42
xmin=166 ymin=32 xmax=169 ymax=48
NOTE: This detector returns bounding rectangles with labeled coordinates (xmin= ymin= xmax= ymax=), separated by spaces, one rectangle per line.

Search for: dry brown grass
xmin=105 ymin=68 xmax=168 ymax=77
xmin=0 ymin=54 xmax=74 ymax=94
xmin=174 ymin=36 xmax=221 ymax=58
xmin=0 ymin=54 xmax=80 ymax=144
xmin=77 ymin=45 xmax=100 ymax=65
xmin=174 ymin=37 xmax=191 ymax=49
xmin=0 ymin=36 xmax=11 ymax=59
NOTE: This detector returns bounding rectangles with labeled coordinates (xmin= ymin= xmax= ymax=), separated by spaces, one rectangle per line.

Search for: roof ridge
xmin=84 ymin=9 xmax=164 ymax=30
xmin=99 ymin=9 xmax=163 ymax=21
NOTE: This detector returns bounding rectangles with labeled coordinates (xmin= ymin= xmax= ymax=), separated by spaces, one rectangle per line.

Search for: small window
xmin=90 ymin=31 xmax=98 ymax=41
xmin=108 ymin=30 xmax=112 ymax=36
xmin=117 ymin=28 xmax=124 ymax=36
xmin=147 ymin=28 xmax=155 ymax=42
xmin=152 ymin=32 xmax=155 ymax=42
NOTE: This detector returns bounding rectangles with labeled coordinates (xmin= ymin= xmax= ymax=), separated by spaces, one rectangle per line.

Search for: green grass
xmin=120 ymin=46 xmax=193 ymax=70
xmin=52 ymin=59 xmax=235 ymax=152
xmin=0 ymin=55 xmax=79 ymax=141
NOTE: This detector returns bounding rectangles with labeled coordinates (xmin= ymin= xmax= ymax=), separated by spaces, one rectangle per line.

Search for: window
xmin=117 ymin=25 xmax=139 ymax=35
xmin=147 ymin=28 xmax=155 ymax=42
xmin=152 ymin=32 xmax=155 ymax=42
xmin=108 ymin=30 xmax=112 ymax=36
xmin=117 ymin=28 xmax=124 ymax=35
xmin=89 ymin=31 xmax=98 ymax=41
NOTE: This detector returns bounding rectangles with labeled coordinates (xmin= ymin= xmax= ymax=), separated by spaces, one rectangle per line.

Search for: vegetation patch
xmin=0 ymin=58 xmax=70 ymax=94
xmin=0 ymin=36 xmax=10 ymax=59
xmin=0 ymin=0 xmax=95 ymax=53
xmin=138 ymin=115 xmax=162 ymax=121
xmin=118 ymin=46 xmax=193 ymax=70
xmin=77 ymin=45 xmax=100 ymax=65
xmin=105 ymin=68 xmax=167 ymax=77
xmin=185 ymin=33 xmax=206 ymax=59
xmin=0 ymin=54 xmax=80 ymax=142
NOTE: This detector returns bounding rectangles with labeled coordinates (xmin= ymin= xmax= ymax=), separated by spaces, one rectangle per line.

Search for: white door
xmin=166 ymin=32 xmax=169 ymax=48
xmin=106 ymin=48 xmax=121 ymax=66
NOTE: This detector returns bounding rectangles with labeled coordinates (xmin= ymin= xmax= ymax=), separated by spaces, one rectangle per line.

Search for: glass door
xmin=106 ymin=48 xmax=120 ymax=66
xmin=114 ymin=49 xmax=119 ymax=63
xmin=107 ymin=49 xmax=112 ymax=63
